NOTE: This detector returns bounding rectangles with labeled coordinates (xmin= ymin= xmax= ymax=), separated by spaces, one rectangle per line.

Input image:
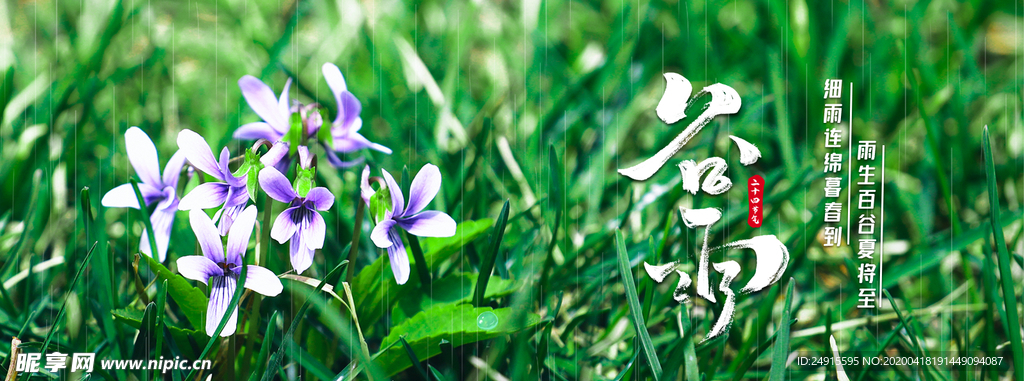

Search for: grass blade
xmin=679 ymin=303 xmax=699 ymax=381
xmin=399 ymin=336 xmax=429 ymax=380
xmin=881 ymin=289 xmax=931 ymax=381
xmin=474 ymin=199 xmax=510 ymax=307
xmin=248 ymin=311 xmax=278 ymax=381
xmin=40 ymin=241 xmax=98 ymax=357
xmin=262 ymin=244 xmax=355 ymax=380
xmin=152 ymin=279 xmax=168 ymax=381
xmin=129 ymin=178 xmax=160 ymax=260
xmin=982 ymin=126 xmax=1024 ymax=381
xmin=428 ymin=364 xmax=448 ymax=381
xmin=768 ymin=278 xmax=794 ymax=381
xmin=615 ymin=230 xmax=662 ymax=380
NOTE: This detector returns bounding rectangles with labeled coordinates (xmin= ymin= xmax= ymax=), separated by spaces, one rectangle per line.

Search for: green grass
xmin=0 ymin=0 xmax=1023 ymax=380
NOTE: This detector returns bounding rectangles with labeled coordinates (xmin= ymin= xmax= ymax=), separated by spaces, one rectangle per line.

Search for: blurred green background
xmin=0 ymin=0 xmax=1022 ymax=379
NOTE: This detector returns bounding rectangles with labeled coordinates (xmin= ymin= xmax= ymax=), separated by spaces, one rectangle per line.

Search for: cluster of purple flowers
xmin=102 ymin=64 xmax=455 ymax=337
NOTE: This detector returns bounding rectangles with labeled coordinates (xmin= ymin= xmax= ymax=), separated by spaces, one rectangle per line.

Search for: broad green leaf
xmin=392 ymin=272 xmax=520 ymax=321
xmin=377 ymin=303 xmax=541 ymax=375
xmin=112 ymin=308 xmax=207 ymax=359
xmin=142 ymin=253 xmax=208 ymax=331
xmin=353 ymin=219 xmax=493 ymax=327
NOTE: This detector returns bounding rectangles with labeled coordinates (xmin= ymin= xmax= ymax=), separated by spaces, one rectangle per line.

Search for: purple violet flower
xmin=258 ymin=166 xmax=334 ymax=274
xmin=362 ymin=163 xmax=456 ymax=284
xmin=176 ymin=129 xmax=249 ymax=235
xmin=321 ymin=63 xmax=391 ymax=167
xmin=102 ymin=127 xmax=186 ymax=262
xmin=177 ymin=206 xmax=283 ymax=337
xmin=233 ymin=75 xmax=293 ymax=142
xmin=232 ymin=75 xmax=298 ymax=173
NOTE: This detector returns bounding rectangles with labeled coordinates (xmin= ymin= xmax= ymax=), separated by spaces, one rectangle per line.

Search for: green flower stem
xmin=245 ymin=191 xmax=276 ymax=374
xmin=346 ymin=199 xmax=364 ymax=284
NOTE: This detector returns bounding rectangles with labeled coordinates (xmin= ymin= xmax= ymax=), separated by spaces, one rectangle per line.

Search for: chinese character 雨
xmin=824 ymin=103 xmax=843 ymax=124
xmin=857 ymin=141 xmax=877 ymax=160
xmin=824 ymin=79 xmax=843 ymax=99
xmin=643 ymin=207 xmax=789 ymax=343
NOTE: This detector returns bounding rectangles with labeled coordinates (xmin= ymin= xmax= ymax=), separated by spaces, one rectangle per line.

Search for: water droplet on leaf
xmin=476 ymin=311 xmax=499 ymax=330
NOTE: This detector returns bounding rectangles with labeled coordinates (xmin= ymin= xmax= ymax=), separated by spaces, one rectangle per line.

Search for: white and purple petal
xmin=258 ymin=167 xmax=298 ymax=203
xmin=385 ymin=229 xmax=410 ymax=285
xmin=322 ymin=63 xmax=349 ymax=122
xmin=259 ymin=143 xmax=290 ymax=174
xmin=162 ymin=150 xmax=187 ymax=190
xmin=177 ymin=129 xmax=224 ymax=181
xmin=206 ymin=275 xmax=239 ymax=337
xmin=124 ymin=127 xmax=163 ymax=186
xmin=397 ymin=211 xmax=457 ymax=238
xmin=189 ymin=209 xmax=225 ymax=263
xmin=225 ymin=205 xmax=258 ymax=265
xmin=270 ymin=207 xmax=300 ymax=244
xmin=176 ymin=255 xmax=220 ymax=284
xmin=335 ymin=92 xmax=362 ymax=132
xmin=405 ymin=163 xmax=442 ymax=215
xmin=370 ymin=219 xmax=397 ymax=248
xmin=305 ymin=187 xmax=334 ymax=211
xmin=218 ymin=148 xmax=245 ymax=187
xmin=101 ymin=183 xmax=162 ymax=209
xmin=243 ymin=265 xmax=283 ymax=296
xmin=332 ymin=131 xmax=390 ymax=154
xmin=215 ymin=202 xmax=248 ymax=236
xmin=302 ymin=211 xmax=326 ymax=250
xmin=234 ymin=122 xmax=284 ymax=141
xmin=379 ymin=169 xmax=405 ymax=217
xmin=141 ymin=201 xmax=178 ymax=262
xmin=178 ymin=182 xmax=230 ymax=210
xmin=239 ymin=75 xmax=288 ymax=133
xmin=277 ymin=78 xmax=292 ymax=126
xmin=296 ymin=145 xmax=312 ymax=169
xmin=289 ymin=235 xmax=315 ymax=275
xmin=359 ymin=165 xmax=374 ymax=205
